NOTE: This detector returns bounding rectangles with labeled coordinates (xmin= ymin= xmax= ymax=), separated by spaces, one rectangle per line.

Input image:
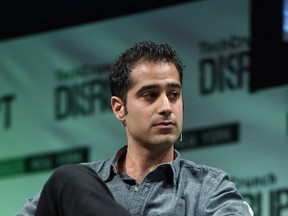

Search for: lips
xmin=153 ymin=121 xmax=176 ymax=130
xmin=155 ymin=121 xmax=175 ymax=126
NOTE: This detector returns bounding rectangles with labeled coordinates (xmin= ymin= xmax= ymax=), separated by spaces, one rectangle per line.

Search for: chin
xmin=156 ymin=135 xmax=177 ymax=145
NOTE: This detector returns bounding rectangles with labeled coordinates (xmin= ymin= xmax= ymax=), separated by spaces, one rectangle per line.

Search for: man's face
xmin=123 ymin=61 xmax=183 ymax=148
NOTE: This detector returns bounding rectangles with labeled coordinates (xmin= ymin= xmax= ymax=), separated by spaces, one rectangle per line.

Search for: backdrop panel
xmin=0 ymin=0 xmax=287 ymax=215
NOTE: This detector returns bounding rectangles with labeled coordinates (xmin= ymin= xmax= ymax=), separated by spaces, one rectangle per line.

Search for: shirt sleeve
xmin=13 ymin=192 xmax=40 ymax=216
xmin=201 ymin=171 xmax=254 ymax=216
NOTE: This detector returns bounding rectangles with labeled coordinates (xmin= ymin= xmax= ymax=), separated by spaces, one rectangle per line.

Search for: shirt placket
xmin=129 ymin=182 xmax=152 ymax=215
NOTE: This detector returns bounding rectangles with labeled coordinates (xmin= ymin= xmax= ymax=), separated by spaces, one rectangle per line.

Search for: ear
xmin=111 ymin=96 xmax=125 ymax=122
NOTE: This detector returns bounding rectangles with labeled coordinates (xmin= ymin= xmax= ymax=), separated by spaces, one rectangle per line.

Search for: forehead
xmin=130 ymin=61 xmax=180 ymax=87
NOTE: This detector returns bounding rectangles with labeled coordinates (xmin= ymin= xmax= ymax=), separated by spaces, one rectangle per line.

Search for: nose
xmin=158 ymin=95 xmax=172 ymax=117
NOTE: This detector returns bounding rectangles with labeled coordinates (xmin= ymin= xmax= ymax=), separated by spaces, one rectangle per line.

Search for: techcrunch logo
xmin=198 ymin=35 xmax=250 ymax=54
xmin=54 ymin=79 xmax=111 ymax=120
xmin=197 ymin=36 xmax=250 ymax=96
xmin=233 ymin=173 xmax=288 ymax=216
xmin=54 ymin=63 xmax=111 ymax=82
xmin=54 ymin=63 xmax=112 ymax=121
xmin=198 ymin=50 xmax=250 ymax=95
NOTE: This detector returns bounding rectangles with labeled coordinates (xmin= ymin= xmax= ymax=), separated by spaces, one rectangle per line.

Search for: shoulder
xmin=175 ymin=158 xmax=254 ymax=215
xmin=80 ymin=159 xmax=110 ymax=172
xmin=177 ymin=158 xmax=232 ymax=186
xmin=179 ymin=158 xmax=226 ymax=177
xmin=80 ymin=159 xmax=113 ymax=179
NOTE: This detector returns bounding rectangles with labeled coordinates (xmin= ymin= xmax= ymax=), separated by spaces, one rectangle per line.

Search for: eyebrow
xmin=167 ymin=82 xmax=182 ymax=89
xmin=137 ymin=82 xmax=182 ymax=94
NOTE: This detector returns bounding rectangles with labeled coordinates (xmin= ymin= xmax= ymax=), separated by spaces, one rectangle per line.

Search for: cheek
xmin=126 ymin=106 xmax=145 ymax=122
xmin=174 ymin=103 xmax=183 ymax=115
xmin=174 ymin=105 xmax=183 ymax=124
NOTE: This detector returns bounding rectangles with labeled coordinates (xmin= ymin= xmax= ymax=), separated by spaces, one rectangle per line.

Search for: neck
xmin=119 ymin=144 xmax=174 ymax=183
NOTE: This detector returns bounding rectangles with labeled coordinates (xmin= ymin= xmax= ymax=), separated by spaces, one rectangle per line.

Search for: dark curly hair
xmin=109 ymin=41 xmax=184 ymax=105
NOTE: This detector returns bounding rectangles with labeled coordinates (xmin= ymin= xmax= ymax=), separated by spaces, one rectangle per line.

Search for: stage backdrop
xmin=1 ymin=0 xmax=287 ymax=215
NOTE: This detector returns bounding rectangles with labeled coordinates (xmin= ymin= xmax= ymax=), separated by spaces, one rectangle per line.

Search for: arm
xmin=201 ymin=171 xmax=253 ymax=215
xmin=13 ymin=193 xmax=40 ymax=216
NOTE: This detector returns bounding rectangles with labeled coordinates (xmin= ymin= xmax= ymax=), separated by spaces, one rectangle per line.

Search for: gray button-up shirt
xmin=15 ymin=146 xmax=253 ymax=215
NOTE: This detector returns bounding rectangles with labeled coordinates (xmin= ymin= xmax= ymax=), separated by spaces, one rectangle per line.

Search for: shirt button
xmin=133 ymin=186 xmax=138 ymax=192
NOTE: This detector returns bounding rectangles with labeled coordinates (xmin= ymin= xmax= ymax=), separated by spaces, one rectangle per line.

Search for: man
xmin=15 ymin=41 xmax=253 ymax=215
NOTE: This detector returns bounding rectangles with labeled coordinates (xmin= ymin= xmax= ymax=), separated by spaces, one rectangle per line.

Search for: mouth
xmin=154 ymin=121 xmax=176 ymax=129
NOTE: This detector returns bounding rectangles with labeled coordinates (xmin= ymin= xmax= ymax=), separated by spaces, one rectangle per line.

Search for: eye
xmin=168 ymin=91 xmax=181 ymax=100
xmin=143 ymin=92 xmax=158 ymax=100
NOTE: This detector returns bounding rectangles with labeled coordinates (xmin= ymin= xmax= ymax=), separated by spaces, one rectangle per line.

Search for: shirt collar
xmin=170 ymin=149 xmax=181 ymax=185
xmin=103 ymin=145 xmax=181 ymax=185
